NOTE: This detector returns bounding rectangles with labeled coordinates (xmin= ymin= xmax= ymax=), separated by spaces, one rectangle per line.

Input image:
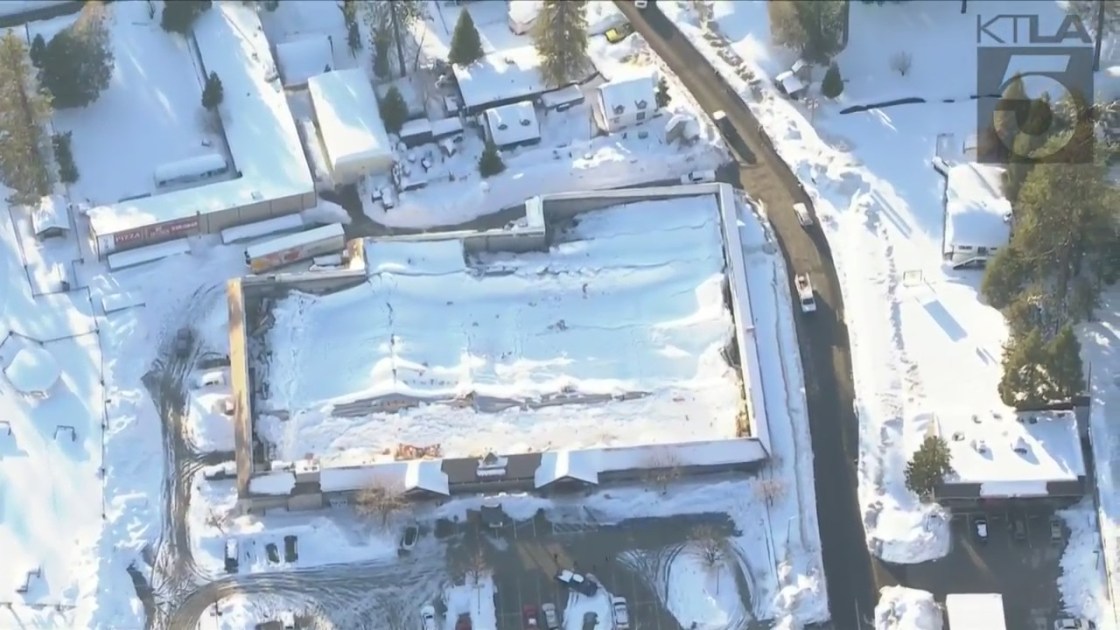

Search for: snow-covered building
xmin=483 ymin=101 xmax=541 ymax=149
xmin=507 ymin=0 xmax=541 ymax=35
xmin=593 ymin=74 xmax=657 ymax=134
xmin=944 ymin=593 xmax=1007 ymax=630
xmin=307 ymin=69 xmax=395 ymax=184
xmin=4 ymin=346 xmax=60 ymax=398
xmin=87 ymin=4 xmax=315 ymax=258
xmin=275 ymin=35 xmax=333 ymax=89
xmin=32 ymin=195 xmax=68 ymax=239
xmin=933 ymin=410 xmax=1086 ymax=508
xmin=941 ymin=162 xmax=1012 ymax=267
xmin=453 ymin=47 xmax=547 ymax=113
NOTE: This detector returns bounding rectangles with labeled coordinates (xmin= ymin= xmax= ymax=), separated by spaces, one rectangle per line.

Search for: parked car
xmin=605 ymin=22 xmax=634 ymax=43
xmin=1055 ymin=618 xmax=1087 ymax=630
xmin=522 ymin=604 xmax=539 ymax=628
xmin=793 ymin=202 xmax=814 ymax=227
xmin=795 ymin=273 xmax=817 ymax=313
xmin=420 ymin=605 xmax=438 ymax=630
xmin=611 ymin=596 xmax=631 ymax=629
xmin=972 ymin=516 xmax=988 ymax=544
xmin=1051 ymin=517 xmax=1064 ymax=545
xmin=581 ymin=612 xmax=598 ymax=630
xmin=554 ymin=569 xmax=598 ymax=596
xmin=174 ymin=328 xmax=193 ymax=358
xmin=284 ymin=535 xmax=298 ymax=562
xmin=264 ymin=542 xmax=280 ymax=564
xmin=1011 ymin=515 xmax=1028 ymax=542
xmin=634 ymin=0 xmax=649 ymax=8
xmin=680 ymin=169 xmax=717 ymax=184
xmin=540 ymin=603 xmax=560 ymax=629
xmin=224 ymin=538 xmax=238 ymax=574
xmin=399 ymin=525 xmax=419 ymax=554
xmin=455 ymin=613 xmax=472 ymax=630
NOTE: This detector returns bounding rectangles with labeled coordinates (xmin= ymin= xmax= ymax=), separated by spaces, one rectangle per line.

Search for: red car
xmin=522 ymin=604 xmax=540 ymax=628
xmin=456 ymin=613 xmax=472 ymax=630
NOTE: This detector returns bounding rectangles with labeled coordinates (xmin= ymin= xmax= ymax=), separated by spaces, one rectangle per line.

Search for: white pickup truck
xmin=795 ymin=273 xmax=817 ymax=313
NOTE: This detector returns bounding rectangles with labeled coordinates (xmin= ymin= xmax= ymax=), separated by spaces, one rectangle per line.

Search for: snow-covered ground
xmin=257 ymin=198 xmax=739 ymax=464
xmin=1058 ymin=501 xmax=1115 ymax=627
xmin=26 ymin=2 xmax=227 ymax=206
xmin=185 ymin=381 xmax=236 ymax=454
xmin=874 ymin=586 xmax=942 ymax=630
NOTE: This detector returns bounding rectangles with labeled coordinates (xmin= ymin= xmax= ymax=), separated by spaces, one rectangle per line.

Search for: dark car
xmin=522 ymin=605 xmax=539 ymax=628
xmin=554 ymin=569 xmax=597 ymax=596
xmin=1011 ymin=515 xmax=1028 ymax=542
xmin=284 ymin=535 xmax=298 ymax=562
xmin=174 ymin=328 xmax=193 ymax=358
xmin=399 ymin=525 xmax=419 ymax=554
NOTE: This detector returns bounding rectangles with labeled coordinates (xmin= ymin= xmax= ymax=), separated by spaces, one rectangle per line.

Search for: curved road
xmin=615 ymin=2 xmax=888 ymax=627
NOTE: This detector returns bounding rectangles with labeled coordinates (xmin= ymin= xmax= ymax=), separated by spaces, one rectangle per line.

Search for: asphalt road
xmin=614 ymin=2 xmax=886 ymax=627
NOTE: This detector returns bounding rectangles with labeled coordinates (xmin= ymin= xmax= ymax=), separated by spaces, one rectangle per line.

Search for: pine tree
xmin=981 ymin=245 xmax=1028 ymax=310
xmin=821 ymin=62 xmax=843 ymax=98
xmin=40 ymin=2 xmax=114 ymax=109
xmin=201 ymin=71 xmax=223 ymax=111
xmin=53 ymin=131 xmax=79 ymax=184
xmin=29 ymin=34 xmax=45 ymax=68
xmin=656 ymin=77 xmax=671 ymax=108
xmin=372 ymin=33 xmax=391 ymax=80
xmin=1045 ymin=326 xmax=1085 ymax=401
xmin=478 ymin=140 xmax=505 ymax=177
xmin=448 ymin=9 xmax=484 ymax=66
xmin=347 ymin=21 xmax=362 ymax=57
xmin=379 ymin=86 xmax=408 ymax=134
xmin=998 ymin=329 xmax=1050 ymax=408
xmin=161 ymin=0 xmax=212 ymax=34
xmin=767 ymin=1 xmax=846 ymax=63
xmin=992 ymin=74 xmax=1027 ymax=158
xmin=904 ymin=435 xmax=954 ymax=500
xmin=0 ymin=31 xmax=53 ymax=205
xmin=533 ymin=0 xmax=590 ymax=88
xmin=362 ymin=0 xmax=428 ymax=78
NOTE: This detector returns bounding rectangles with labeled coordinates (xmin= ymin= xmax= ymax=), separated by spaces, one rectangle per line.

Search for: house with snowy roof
xmin=592 ymin=74 xmax=657 ymax=134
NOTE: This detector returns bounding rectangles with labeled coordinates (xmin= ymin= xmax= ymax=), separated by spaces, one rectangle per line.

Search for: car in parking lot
xmin=1011 ymin=515 xmax=1028 ymax=542
xmin=554 ymin=569 xmax=598 ymax=596
xmin=1055 ymin=618 xmax=1089 ymax=630
xmin=399 ymin=524 xmax=419 ymax=554
xmin=680 ymin=169 xmax=717 ymax=184
xmin=420 ymin=605 xmax=438 ymax=630
xmin=455 ymin=613 xmax=472 ymax=630
xmin=1051 ymin=517 xmax=1064 ymax=544
xmin=972 ymin=516 xmax=988 ymax=544
xmin=611 ymin=596 xmax=630 ymax=629
xmin=540 ymin=603 xmax=560 ymax=629
xmin=522 ymin=604 xmax=539 ymax=628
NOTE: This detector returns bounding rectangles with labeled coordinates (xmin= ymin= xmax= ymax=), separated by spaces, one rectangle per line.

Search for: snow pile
xmin=301 ymin=200 xmax=351 ymax=225
xmin=445 ymin=574 xmax=498 ymax=630
xmin=185 ymin=389 xmax=236 ymax=453
xmin=1058 ymin=502 xmax=1115 ymax=628
xmin=662 ymin=550 xmax=747 ymax=629
xmin=874 ymin=586 xmax=942 ymax=630
xmin=560 ymin=586 xmax=615 ymax=630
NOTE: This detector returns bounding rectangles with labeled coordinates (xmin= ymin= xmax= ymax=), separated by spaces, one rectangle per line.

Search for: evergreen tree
xmin=40 ymin=2 xmax=114 ymax=109
xmin=478 ymin=140 xmax=505 ymax=177
xmin=998 ymin=329 xmax=1050 ymax=408
xmin=980 ymin=245 xmax=1028 ymax=309
xmin=821 ymin=62 xmax=843 ymax=98
xmin=29 ymin=34 xmax=45 ymax=68
xmin=201 ymin=71 xmax=223 ymax=111
xmin=379 ymin=86 xmax=408 ymax=134
xmin=448 ymin=9 xmax=484 ymax=66
xmin=992 ymin=74 xmax=1027 ymax=158
xmin=0 ymin=31 xmax=53 ymax=205
xmin=767 ymin=1 xmax=846 ymax=64
xmin=533 ymin=0 xmax=590 ymax=88
xmin=340 ymin=0 xmax=359 ymax=27
xmin=347 ymin=21 xmax=362 ymax=57
xmin=656 ymin=76 xmax=671 ymax=108
xmin=372 ymin=33 xmax=391 ymax=80
xmin=904 ymin=435 xmax=954 ymax=500
xmin=161 ymin=0 xmax=212 ymax=34
xmin=362 ymin=0 xmax=428 ymax=78
xmin=52 ymin=131 xmax=79 ymax=184
xmin=1045 ymin=326 xmax=1085 ymax=400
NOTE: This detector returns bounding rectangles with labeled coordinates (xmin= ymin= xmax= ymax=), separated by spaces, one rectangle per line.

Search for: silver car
xmin=540 ymin=603 xmax=560 ymax=630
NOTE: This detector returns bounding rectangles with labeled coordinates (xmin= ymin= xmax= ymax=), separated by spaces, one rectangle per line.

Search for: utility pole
xmin=1094 ymin=0 xmax=1107 ymax=71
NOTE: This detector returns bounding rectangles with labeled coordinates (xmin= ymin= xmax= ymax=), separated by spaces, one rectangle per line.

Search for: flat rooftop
xmin=944 ymin=162 xmax=1011 ymax=250
xmin=88 ymin=3 xmax=313 ymax=237
xmin=935 ymin=410 xmax=1084 ymax=494
xmin=252 ymin=197 xmax=740 ymax=466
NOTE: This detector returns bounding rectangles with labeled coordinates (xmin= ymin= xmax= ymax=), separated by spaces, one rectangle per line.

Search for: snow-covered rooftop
xmin=484 ymin=101 xmax=541 ymax=147
xmin=597 ymin=73 xmax=657 ymax=119
xmin=508 ymin=0 xmax=542 ymax=26
xmin=944 ymin=593 xmax=1007 ymax=630
xmin=534 ymin=439 xmax=767 ymax=488
xmin=944 ymin=162 xmax=1012 ymax=251
xmin=936 ymin=410 xmax=1084 ymax=494
xmin=275 ymin=35 xmax=332 ymax=88
xmin=256 ymin=197 xmax=741 ymax=465
xmin=88 ymin=3 xmax=313 ymax=237
xmin=31 ymin=195 xmax=67 ymax=236
xmin=453 ymin=46 xmax=545 ymax=111
xmin=307 ymin=69 xmax=394 ymax=174
xmin=4 ymin=345 xmax=60 ymax=395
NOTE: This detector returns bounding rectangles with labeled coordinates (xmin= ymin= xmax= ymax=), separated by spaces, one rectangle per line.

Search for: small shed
xmin=308 ymin=69 xmax=395 ymax=184
xmin=275 ymin=36 xmax=333 ymax=89
xmin=32 ymin=195 xmax=68 ymax=239
xmin=4 ymin=346 xmax=61 ymax=397
xmin=483 ymin=101 xmax=541 ymax=149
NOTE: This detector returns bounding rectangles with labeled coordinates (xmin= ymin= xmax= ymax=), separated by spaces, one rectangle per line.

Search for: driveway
xmin=615 ymin=1 xmax=884 ymax=627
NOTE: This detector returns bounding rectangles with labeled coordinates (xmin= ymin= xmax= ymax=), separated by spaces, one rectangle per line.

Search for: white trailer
xmin=245 ymin=223 xmax=345 ymax=274
xmin=795 ymin=273 xmax=816 ymax=313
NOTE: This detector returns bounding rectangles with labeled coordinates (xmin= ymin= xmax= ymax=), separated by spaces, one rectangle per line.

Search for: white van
xmin=681 ymin=169 xmax=717 ymax=184
xmin=793 ymin=202 xmax=813 ymax=227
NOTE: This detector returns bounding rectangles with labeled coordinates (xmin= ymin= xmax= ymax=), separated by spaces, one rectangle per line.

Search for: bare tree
xmin=355 ymin=480 xmax=408 ymax=526
xmin=690 ymin=525 xmax=729 ymax=593
xmin=642 ymin=449 xmax=684 ymax=494
xmin=889 ymin=51 xmax=912 ymax=77
xmin=466 ymin=548 xmax=488 ymax=608
xmin=754 ymin=477 xmax=785 ymax=506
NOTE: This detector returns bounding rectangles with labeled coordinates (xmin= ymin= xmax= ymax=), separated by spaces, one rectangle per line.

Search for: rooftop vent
xmin=1012 ymin=436 xmax=1029 ymax=455
xmin=972 ymin=439 xmax=988 ymax=454
xmin=952 ymin=431 xmax=965 ymax=442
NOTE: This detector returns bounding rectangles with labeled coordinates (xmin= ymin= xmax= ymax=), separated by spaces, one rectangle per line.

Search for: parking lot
xmin=444 ymin=510 xmax=758 ymax=630
xmin=888 ymin=509 xmax=1067 ymax=630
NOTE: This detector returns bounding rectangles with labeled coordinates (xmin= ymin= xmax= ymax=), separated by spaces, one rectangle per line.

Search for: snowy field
xmin=258 ymin=198 xmax=740 ymax=463
xmin=655 ymin=0 xmax=1118 ymax=626
xmin=26 ymin=2 xmax=226 ymax=206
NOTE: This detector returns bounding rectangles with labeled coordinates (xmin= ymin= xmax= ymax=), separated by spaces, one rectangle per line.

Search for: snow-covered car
xmin=605 ymin=22 xmax=634 ymax=43
xmin=399 ymin=524 xmax=419 ymax=554
xmin=611 ymin=596 xmax=630 ymax=629
xmin=973 ymin=516 xmax=988 ymax=544
xmin=278 ymin=611 xmax=296 ymax=630
xmin=554 ymin=569 xmax=597 ymax=596
xmin=793 ymin=202 xmax=814 ymax=227
xmin=795 ymin=273 xmax=816 ymax=313
xmin=680 ymin=169 xmax=717 ymax=184
xmin=420 ymin=605 xmax=438 ymax=630
xmin=540 ymin=603 xmax=560 ymax=629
